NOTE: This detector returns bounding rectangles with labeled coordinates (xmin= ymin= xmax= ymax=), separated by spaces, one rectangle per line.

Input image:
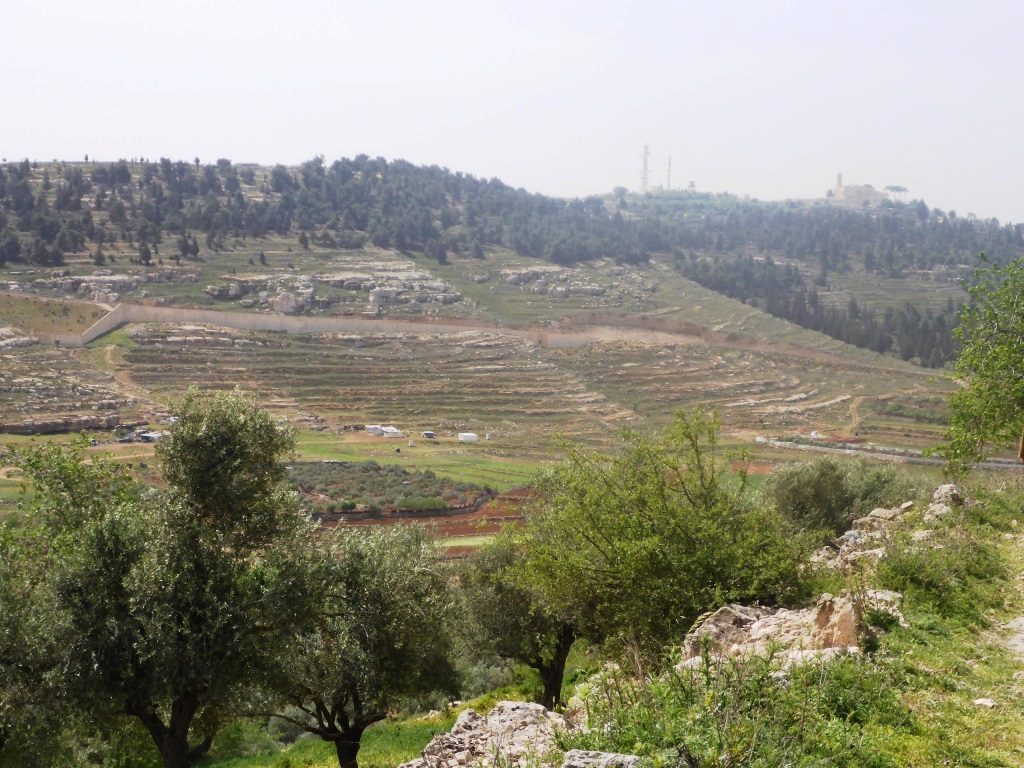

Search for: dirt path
xmin=846 ymin=395 xmax=866 ymax=434
xmin=1004 ymin=615 xmax=1024 ymax=658
xmin=102 ymin=344 xmax=155 ymax=409
xmin=843 ymin=386 xmax=928 ymax=436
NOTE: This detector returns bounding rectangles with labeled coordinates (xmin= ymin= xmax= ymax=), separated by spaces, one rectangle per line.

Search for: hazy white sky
xmin=4 ymin=1 xmax=1023 ymax=221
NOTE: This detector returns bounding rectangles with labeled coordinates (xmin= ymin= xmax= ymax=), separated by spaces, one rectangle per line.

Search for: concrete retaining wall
xmin=72 ymin=304 xmax=593 ymax=349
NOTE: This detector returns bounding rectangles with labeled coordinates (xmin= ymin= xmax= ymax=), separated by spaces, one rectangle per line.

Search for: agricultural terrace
xmin=0 ymin=343 xmax=137 ymax=429
xmin=115 ymin=317 xmax=954 ymax=452
xmin=547 ymin=336 xmax=951 ymax=448
xmin=120 ymin=324 xmax=627 ymax=453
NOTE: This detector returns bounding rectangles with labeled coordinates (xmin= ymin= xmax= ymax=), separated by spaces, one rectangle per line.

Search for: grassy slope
xmin=0 ymin=293 xmax=106 ymax=335
xmin=557 ymin=479 xmax=1024 ymax=767
xmin=200 ymin=717 xmax=457 ymax=768
xmin=295 ymin=433 xmax=543 ymax=490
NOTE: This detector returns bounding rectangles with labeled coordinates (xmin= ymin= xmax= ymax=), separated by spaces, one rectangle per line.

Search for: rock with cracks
xmin=562 ymin=750 xmax=643 ymax=768
xmin=678 ymin=590 xmax=905 ymax=670
xmin=398 ymin=701 xmax=568 ymax=768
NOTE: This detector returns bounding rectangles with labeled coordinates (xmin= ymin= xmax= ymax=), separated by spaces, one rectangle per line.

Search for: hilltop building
xmin=833 ymin=173 xmax=888 ymax=207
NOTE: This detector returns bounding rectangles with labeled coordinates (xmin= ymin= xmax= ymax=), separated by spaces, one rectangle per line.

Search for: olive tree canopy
xmin=0 ymin=391 xmax=319 ymax=768
xmin=941 ymin=258 xmax=1024 ymax=473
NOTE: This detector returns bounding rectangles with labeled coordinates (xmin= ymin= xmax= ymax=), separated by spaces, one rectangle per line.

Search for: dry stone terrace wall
xmin=0 ymin=344 xmax=133 ymax=427
xmin=123 ymin=325 xmax=627 ymax=446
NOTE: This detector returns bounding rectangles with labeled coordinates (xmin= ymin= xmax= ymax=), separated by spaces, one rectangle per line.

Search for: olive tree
xmin=268 ymin=525 xmax=457 ymax=768
xmin=460 ymin=535 xmax=576 ymax=709
xmin=940 ymin=258 xmax=1024 ymax=473
xmin=0 ymin=391 xmax=319 ymax=768
xmin=517 ymin=410 xmax=814 ymax=654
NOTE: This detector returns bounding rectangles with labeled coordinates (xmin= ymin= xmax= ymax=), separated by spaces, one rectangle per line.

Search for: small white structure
xmin=365 ymin=425 xmax=384 ymax=436
xmin=458 ymin=432 xmax=479 ymax=443
xmin=381 ymin=426 xmax=404 ymax=439
xmin=421 ymin=430 xmax=436 ymax=439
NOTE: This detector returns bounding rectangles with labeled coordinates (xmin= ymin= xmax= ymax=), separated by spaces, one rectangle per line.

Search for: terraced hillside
xmin=114 ymin=317 xmax=952 ymax=454
xmin=122 ymin=324 xmax=629 ymax=453
xmin=0 ymin=343 xmax=138 ymax=432
xmin=551 ymin=340 xmax=949 ymax=447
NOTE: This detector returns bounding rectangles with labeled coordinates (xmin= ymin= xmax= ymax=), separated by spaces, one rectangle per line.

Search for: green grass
xmin=440 ymin=534 xmax=495 ymax=548
xmin=560 ymin=478 xmax=1024 ymax=767
xmin=90 ymin=327 xmax=138 ymax=350
xmin=0 ymin=293 xmax=105 ymax=335
xmin=294 ymin=433 xmax=545 ymax=491
xmin=294 ymin=436 xmax=544 ymax=489
xmin=200 ymin=716 xmax=456 ymax=768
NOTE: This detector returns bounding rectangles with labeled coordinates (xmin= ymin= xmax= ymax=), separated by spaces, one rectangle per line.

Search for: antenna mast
xmin=640 ymin=144 xmax=650 ymax=194
xmin=666 ymin=155 xmax=672 ymax=192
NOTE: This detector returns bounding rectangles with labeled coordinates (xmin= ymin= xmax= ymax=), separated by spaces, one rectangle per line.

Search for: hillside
xmin=1 ymin=155 xmax=998 ymax=480
xmin=2 ymin=155 xmax=1022 ymax=366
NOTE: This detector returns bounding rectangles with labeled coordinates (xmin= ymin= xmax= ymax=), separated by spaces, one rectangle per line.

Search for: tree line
xmin=674 ymin=252 xmax=961 ymax=366
xmin=2 ymin=156 xmax=1022 ymax=275
xmin=2 ymin=155 xmax=1021 ymax=367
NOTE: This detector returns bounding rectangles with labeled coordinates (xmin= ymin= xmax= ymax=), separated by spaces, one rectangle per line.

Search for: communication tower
xmin=640 ymin=144 xmax=650 ymax=194
xmin=666 ymin=156 xmax=672 ymax=192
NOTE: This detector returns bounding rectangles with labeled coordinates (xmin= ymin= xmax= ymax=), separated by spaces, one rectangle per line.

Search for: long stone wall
xmin=73 ymin=303 xmax=593 ymax=349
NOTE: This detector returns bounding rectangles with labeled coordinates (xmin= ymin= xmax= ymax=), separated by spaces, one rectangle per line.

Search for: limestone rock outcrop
xmin=399 ymin=702 xmax=643 ymax=768
xmin=562 ymin=750 xmax=642 ymax=768
xmin=924 ymin=484 xmax=965 ymax=522
xmin=0 ymin=326 xmax=36 ymax=349
xmin=398 ymin=702 xmax=566 ymax=768
xmin=678 ymin=590 xmax=904 ymax=670
xmin=0 ymin=412 xmax=121 ymax=435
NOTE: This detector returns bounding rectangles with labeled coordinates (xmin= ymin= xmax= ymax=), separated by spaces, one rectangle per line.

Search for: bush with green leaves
xmin=877 ymin=483 xmax=1014 ymax=627
xmin=761 ymin=457 xmax=914 ymax=537
xmin=461 ymin=535 xmax=577 ymax=709
xmin=937 ymin=257 xmax=1024 ymax=472
xmin=517 ymin=410 xmax=816 ymax=654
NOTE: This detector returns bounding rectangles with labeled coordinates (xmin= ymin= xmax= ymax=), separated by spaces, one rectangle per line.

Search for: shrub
xmin=519 ymin=410 xmax=816 ymax=652
xmin=562 ymin=654 xmax=918 ymax=768
xmin=761 ymin=458 xmax=914 ymax=536
xmin=877 ymin=523 xmax=1008 ymax=626
xmin=208 ymin=718 xmax=284 ymax=760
